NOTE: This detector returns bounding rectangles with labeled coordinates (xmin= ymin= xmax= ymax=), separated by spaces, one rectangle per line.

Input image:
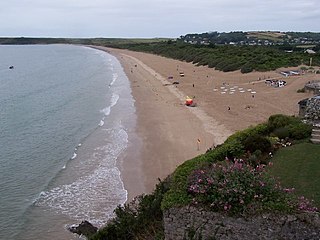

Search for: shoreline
xmin=93 ymin=46 xmax=316 ymax=202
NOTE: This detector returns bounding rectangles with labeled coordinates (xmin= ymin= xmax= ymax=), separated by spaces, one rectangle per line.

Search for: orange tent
xmin=185 ymin=96 xmax=193 ymax=106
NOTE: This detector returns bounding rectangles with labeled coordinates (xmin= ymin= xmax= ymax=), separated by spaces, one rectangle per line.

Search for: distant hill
xmin=0 ymin=37 xmax=170 ymax=45
xmin=180 ymin=31 xmax=320 ymax=47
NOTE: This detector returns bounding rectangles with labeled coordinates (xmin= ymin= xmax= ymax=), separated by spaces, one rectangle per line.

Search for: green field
xmin=247 ymin=31 xmax=285 ymax=42
xmin=268 ymin=142 xmax=320 ymax=208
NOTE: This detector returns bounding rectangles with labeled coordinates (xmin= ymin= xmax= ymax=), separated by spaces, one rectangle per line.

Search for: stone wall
xmin=163 ymin=206 xmax=320 ymax=240
xmin=304 ymin=96 xmax=320 ymax=121
xmin=305 ymin=81 xmax=320 ymax=95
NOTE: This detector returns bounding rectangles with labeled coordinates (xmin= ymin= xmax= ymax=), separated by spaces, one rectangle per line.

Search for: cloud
xmin=0 ymin=0 xmax=319 ymax=37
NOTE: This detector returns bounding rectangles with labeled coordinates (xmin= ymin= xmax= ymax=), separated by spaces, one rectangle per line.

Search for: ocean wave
xmin=35 ymin=167 xmax=127 ymax=226
xmin=110 ymin=93 xmax=119 ymax=107
xmin=109 ymin=73 xmax=118 ymax=87
xmin=100 ymin=93 xmax=119 ymax=117
xmin=70 ymin=153 xmax=77 ymax=160
xmin=34 ymin=128 xmax=129 ymax=226
xmin=98 ymin=120 xmax=105 ymax=127
xmin=100 ymin=106 xmax=111 ymax=116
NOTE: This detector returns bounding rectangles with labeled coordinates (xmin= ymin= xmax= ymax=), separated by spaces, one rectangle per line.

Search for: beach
xmin=94 ymin=46 xmax=317 ymax=201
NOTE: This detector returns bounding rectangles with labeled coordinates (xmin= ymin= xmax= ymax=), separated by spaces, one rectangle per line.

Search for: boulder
xmin=68 ymin=220 xmax=98 ymax=238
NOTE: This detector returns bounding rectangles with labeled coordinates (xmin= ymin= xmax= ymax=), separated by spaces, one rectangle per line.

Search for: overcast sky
xmin=0 ymin=0 xmax=319 ymax=38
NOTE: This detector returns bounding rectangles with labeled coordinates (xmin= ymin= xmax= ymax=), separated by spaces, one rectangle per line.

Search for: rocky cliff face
xmin=164 ymin=206 xmax=320 ymax=240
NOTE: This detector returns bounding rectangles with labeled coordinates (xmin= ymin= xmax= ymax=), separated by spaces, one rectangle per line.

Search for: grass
xmin=247 ymin=31 xmax=285 ymax=42
xmin=268 ymin=142 xmax=320 ymax=208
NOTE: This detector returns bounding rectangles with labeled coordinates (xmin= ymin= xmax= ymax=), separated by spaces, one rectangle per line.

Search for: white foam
xmin=98 ymin=120 xmax=105 ymax=127
xmin=62 ymin=165 xmax=66 ymax=169
xmin=110 ymin=93 xmax=119 ymax=108
xmin=109 ymin=73 xmax=118 ymax=87
xmin=100 ymin=93 xmax=119 ymax=117
xmin=71 ymin=153 xmax=77 ymax=160
xmin=100 ymin=106 xmax=111 ymax=116
xmin=35 ymin=127 xmax=129 ymax=227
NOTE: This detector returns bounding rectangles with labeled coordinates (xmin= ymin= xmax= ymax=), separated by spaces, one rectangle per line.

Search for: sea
xmin=0 ymin=44 xmax=136 ymax=239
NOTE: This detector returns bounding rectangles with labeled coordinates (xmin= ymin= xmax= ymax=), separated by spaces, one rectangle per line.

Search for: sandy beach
xmin=94 ymin=46 xmax=318 ymax=201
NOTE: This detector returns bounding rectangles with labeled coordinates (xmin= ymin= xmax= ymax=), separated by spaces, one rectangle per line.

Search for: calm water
xmin=0 ymin=44 xmax=136 ymax=239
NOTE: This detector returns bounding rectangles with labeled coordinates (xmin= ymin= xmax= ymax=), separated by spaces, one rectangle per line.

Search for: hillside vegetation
xmin=104 ymin=41 xmax=320 ymax=73
xmin=89 ymin=114 xmax=318 ymax=240
xmin=1 ymin=32 xmax=320 ymax=74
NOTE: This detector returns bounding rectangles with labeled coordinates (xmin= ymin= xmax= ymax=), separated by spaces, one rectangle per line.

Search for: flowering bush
xmin=187 ymin=159 xmax=318 ymax=215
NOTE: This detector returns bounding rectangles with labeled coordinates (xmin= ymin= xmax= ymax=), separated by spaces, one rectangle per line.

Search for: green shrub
xmin=267 ymin=136 xmax=280 ymax=145
xmin=240 ymin=64 xmax=253 ymax=73
xmin=248 ymin=149 xmax=263 ymax=166
xmin=287 ymin=123 xmax=312 ymax=140
xmin=223 ymin=139 xmax=245 ymax=158
xmin=272 ymin=127 xmax=290 ymax=139
xmin=226 ymin=123 xmax=269 ymax=144
xmin=244 ymin=135 xmax=272 ymax=154
xmin=297 ymin=88 xmax=306 ymax=93
xmin=161 ymin=156 xmax=206 ymax=210
xmin=267 ymin=114 xmax=299 ymax=131
xmin=268 ymin=115 xmax=311 ymax=140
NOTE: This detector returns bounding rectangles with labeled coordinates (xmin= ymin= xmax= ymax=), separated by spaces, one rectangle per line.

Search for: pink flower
xmin=283 ymin=188 xmax=295 ymax=193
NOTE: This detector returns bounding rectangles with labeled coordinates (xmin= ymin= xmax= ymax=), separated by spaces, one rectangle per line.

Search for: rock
xmin=164 ymin=206 xmax=320 ymax=240
xmin=68 ymin=220 xmax=98 ymax=238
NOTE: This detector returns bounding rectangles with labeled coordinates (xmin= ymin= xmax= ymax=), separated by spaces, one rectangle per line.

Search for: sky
xmin=0 ymin=0 xmax=319 ymax=38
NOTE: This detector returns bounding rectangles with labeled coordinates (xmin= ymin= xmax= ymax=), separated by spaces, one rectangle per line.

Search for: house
xmin=305 ymin=49 xmax=316 ymax=54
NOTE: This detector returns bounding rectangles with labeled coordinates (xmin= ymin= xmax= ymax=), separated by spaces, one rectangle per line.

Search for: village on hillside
xmin=180 ymin=31 xmax=320 ymax=49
